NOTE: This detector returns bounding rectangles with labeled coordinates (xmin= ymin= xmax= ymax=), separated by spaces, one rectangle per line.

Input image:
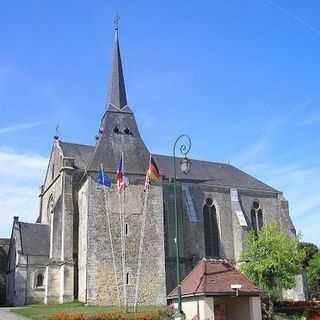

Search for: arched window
xmin=36 ymin=273 xmax=43 ymax=288
xmin=203 ymin=198 xmax=220 ymax=258
xmin=251 ymin=200 xmax=263 ymax=235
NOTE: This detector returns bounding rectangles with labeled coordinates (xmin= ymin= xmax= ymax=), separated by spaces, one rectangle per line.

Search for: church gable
xmin=42 ymin=139 xmax=64 ymax=191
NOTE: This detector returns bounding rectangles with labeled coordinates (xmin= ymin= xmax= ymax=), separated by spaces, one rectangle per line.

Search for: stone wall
xmin=78 ymin=179 xmax=89 ymax=303
xmin=7 ymin=252 xmax=48 ymax=305
xmin=83 ymin=175 xmax=167 ymax=306
xmin=0 ymin=239 xmax=9 ymax=305
xmin=25 ymin=256 xmax=48 ymax=304
xmin=163 ymin=181 xmax=293 ymax=294
xmin=6 ymin=237 xmax=16 ymax=305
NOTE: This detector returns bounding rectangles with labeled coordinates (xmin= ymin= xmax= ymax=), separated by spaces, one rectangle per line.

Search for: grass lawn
xmin=12 ymin=301 xmax=164 ymax=320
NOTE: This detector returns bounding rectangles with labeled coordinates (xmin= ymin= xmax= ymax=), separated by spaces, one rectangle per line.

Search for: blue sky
xmin=0 ymin=1 xmax=319 ymax=245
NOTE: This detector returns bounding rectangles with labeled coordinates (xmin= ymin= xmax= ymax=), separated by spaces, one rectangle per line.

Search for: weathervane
xmin=54 ymin=124 xmax=60 ymax=140
xmin=114 ymin=15 xmax=120 ymax=31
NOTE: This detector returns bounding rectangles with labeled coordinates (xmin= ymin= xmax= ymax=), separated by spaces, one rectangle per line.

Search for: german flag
xmin=144 ymin=156 xmax=160 ymax=190
xmin=147 ymin=157 xmax=160 ymax=181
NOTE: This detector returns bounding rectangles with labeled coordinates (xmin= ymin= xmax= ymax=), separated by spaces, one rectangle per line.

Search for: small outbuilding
xmin=168 ymin=258 xmax=262 ymax=320
xmin=7 ymin=217 xmax=49 ymax=306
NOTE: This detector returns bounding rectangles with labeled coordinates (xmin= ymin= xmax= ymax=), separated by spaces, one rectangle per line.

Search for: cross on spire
xmin=114 ymin=15 xmax=120 ymax=31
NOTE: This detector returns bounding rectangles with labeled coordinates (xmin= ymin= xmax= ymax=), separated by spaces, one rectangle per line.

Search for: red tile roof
xmin=168 ymin=258 xmax=261 ymax=298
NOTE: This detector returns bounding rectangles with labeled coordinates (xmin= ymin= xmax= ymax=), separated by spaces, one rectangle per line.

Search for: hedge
xmin=48 ymin=308 xmax=173 ymax=320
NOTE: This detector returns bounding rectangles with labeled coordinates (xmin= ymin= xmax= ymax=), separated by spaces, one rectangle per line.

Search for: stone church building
xmin=5 ymin=28 xmax=299 ymax=307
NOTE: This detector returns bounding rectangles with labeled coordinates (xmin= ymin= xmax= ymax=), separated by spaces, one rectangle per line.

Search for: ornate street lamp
xmin=172 ymin=134 xmax=192 ymax=320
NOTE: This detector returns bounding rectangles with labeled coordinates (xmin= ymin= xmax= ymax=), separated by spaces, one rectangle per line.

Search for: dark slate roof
xmin=19 ymin=222 xmax=49 ymax=256
xmin=168 ymin=258 xmax=261 ymax=298
xmin=59 ymin=141 xmax=94 ymax=169
xmin=87 ymin=110 xmax=150 ymax=172
xmin=57 ymin=141 xmax=278 ymax=192
xmin=153 ymin=154 xmax=279 ymax=193
xmin=106 ymin=29 xmax=131 ymax=112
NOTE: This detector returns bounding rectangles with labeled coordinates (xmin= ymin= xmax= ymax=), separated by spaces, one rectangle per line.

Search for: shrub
xmin=48 ymin=308 xmax=172 ymax=320
xmin=306 ymin=310 xmax=320 ymax=320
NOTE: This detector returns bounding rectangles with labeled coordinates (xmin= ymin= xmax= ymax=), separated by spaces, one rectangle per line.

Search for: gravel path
xmin=0 ymin=308 xmax=30 ymax=320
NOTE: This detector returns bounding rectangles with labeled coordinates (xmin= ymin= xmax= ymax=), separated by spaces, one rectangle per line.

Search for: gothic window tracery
xmin=203 ymin=198 xmax=220 ymax=258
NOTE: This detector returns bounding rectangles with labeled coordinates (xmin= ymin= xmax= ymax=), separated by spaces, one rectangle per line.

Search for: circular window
xmin=124 ymin=128 xmax=130 ymax=135
xmin=206 ymin=198 xmax=213 ymax=207
xmin=253 ymin=200 xmax=260 ymax=210
xmin=113 ymin=126 xmax=120 ymax=134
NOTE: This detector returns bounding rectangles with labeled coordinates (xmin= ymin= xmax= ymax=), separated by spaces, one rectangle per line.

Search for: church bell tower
xmin=77 ymin=23 xmax=167 ymax=306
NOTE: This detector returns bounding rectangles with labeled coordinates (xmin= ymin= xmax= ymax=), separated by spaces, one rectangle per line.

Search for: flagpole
xmin=123 ymin=188 xmax=127 ymax=312
xmin=121 ymin=152 xmax=127 ymax=312
xmin=100 ymin=163 xmax=121 ymax=306
xmin=117 ymin=152 xmax=127 ymax=310
xmin=134 ymin=155 xmax=152 ymax=312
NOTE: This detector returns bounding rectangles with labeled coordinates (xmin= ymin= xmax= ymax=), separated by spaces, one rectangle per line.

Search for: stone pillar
xmin=45 ymin=158 xmax=75 ymax=304
xmin=45 ymin=263 xmax=60 ymax=304
xmin=249 ymin=297 xmax=262 ymax=320
xmin=59 ymin=158 xmax=75 ymax=303
xmin=45 ymin=193 xmax=60 ymax=304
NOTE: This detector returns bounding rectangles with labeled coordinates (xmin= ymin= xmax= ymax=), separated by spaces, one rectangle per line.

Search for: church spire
xmin=107 ymin=16 xmax=129 ymax=111
xmin=87 ymin=21 xmax=149 ymax=173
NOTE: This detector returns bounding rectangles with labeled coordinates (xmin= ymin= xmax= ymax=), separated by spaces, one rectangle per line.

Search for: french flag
xmin=116 ymin=154 xmax=128 ymax=192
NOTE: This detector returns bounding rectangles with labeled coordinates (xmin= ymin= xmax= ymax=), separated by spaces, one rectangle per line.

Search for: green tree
xmin=299 ymin=242 xmax=319 ymax=269
xmin=240 ymin=223 xmax=305 ymax=319
xmin=307 ymin=251 xmax=320 ymax=298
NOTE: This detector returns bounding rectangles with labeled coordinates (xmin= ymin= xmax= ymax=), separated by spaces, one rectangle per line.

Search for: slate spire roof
xmin=107 ymin=27 xmax=130 ymax=112
xmin=58 ymin=28 xmax=283 ymax=193
xmin=86 ymin=26 xmax=150 ymax=173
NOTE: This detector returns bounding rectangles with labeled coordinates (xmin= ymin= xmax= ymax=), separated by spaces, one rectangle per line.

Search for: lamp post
xmin=172 ymin=134 xmax=192 ymax=320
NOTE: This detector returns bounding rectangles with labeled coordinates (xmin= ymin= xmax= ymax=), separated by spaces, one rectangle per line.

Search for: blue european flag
xmin=97 ymin=167 xmax=112 ymax=187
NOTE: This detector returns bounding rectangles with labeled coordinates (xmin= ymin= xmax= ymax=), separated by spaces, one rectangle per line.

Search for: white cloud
xmin=0 ymin=122 xmax=44 ymax=135
xmin=0 ymin=147 xmax=47 ymax=238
